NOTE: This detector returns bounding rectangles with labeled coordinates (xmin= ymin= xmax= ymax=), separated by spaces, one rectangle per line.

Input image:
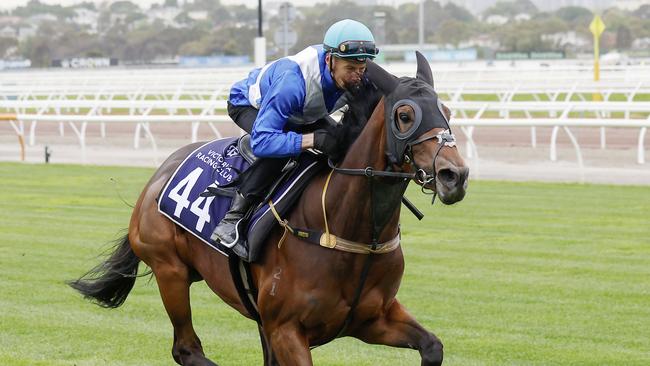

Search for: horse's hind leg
xmin=151 ymin=259 xmax=218 ymax=366
xmin=351 ymin=300 xmax=443 ymax=366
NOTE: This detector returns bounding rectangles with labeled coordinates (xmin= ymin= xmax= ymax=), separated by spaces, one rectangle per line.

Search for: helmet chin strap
xmin=328 ymin=53 xmax=338 ymax=87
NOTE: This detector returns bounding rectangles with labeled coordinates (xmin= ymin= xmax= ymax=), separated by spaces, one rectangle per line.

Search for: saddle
xmin=157 ymin=135 xmax=327 ymax=262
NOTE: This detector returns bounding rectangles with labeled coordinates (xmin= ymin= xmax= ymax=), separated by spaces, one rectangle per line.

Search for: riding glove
xmin=313 ymin=126 xmax=342 ymax=157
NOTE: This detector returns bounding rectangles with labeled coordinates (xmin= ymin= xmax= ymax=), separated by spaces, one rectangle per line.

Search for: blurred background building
xmin=0 ymin=0 xmax=649 ymax=69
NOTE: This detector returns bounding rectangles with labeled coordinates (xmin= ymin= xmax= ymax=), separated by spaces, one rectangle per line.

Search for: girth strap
xmin=227 ymin=255 xmax=261 ymax=324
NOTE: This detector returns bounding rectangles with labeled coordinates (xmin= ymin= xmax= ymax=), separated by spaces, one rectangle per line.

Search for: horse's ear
xmin=415 ymin=51 xmax=434 ymax=88
xmin=365 ymin=60 xmax=398 ymax=95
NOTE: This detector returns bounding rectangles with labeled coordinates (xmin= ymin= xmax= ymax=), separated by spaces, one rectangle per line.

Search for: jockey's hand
xmin=313 ymin=126 xmax=342 ymax=157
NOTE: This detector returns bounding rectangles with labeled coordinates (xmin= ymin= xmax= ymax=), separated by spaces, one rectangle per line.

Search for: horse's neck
xmin=326 ymin=98 xmax=402 ymax=243
xmin=342 ymin=98 xmax=387 ymax=171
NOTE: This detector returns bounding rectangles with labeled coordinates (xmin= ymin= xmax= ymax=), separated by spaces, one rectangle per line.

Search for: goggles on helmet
xmin=327 ymin=40 xmax=378 ymax=61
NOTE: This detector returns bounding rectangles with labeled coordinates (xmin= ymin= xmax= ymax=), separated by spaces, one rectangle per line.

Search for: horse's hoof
xmin=181 ymin=354 xmax=219 ymax=366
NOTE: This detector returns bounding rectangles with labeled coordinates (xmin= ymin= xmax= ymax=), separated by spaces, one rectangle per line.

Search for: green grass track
xmin=0 ymin=162 xmax=649 ymax=365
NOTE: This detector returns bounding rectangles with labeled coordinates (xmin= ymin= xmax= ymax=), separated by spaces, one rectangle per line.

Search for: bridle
xmin=405 ymin=128 xmax=457 ymax=199
xmin=328 ymin=123 xmax=457 ymax=205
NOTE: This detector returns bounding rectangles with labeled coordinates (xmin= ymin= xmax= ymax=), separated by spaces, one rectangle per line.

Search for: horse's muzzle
xmin=435 ymin=165 xmax=469 ymax=204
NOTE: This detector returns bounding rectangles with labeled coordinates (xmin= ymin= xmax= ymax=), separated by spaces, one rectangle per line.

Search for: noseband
xmin=406 ymin=129 xmax=457 ymax=200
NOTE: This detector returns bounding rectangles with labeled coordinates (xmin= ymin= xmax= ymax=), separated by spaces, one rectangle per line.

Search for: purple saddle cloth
xmin=158 ymin=137 xmax=325 ymax=258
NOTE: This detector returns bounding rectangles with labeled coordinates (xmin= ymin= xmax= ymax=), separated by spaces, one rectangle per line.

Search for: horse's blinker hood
xmin=365 ymin=52 xmax=452 ymax=165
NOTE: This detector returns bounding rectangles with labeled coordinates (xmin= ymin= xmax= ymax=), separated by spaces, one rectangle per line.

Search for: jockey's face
xmin=327 ymin=54 xmax=366 ymax=93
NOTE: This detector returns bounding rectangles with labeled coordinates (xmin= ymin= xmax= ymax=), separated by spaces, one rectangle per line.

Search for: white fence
xmin=2 ymin=64 xmax=650 ymax=172
xmin=447 ymin=100 xmax=650 ymax=162
xmin=2 ymin=63 xmax=650 ymax=102
xmin=2 ymin=100 xmax=649 ymax=173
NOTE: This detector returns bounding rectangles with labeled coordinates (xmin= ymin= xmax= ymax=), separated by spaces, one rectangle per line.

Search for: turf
xmin=0 ymin=162 xmax=648 ymax=365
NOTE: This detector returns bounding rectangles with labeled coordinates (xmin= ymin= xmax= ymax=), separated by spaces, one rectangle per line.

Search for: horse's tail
xmin=68 ymin=232 xmax=143 ymax=308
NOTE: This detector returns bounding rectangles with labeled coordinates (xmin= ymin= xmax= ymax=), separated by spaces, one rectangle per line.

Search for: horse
xmin=70 ymin=53 xmax=469 ymax=366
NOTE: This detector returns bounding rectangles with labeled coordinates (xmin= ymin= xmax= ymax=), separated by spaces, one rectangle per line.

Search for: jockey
xmin=211 ymin=19 xmax=379 ymax=256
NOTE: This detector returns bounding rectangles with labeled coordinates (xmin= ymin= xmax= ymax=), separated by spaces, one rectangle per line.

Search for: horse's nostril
xmin=438 ymin=169 xmax=457 ymax=185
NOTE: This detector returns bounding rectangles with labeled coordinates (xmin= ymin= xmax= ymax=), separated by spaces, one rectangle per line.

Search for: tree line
xmin=1 ymin=0 xmax=649 ymax=67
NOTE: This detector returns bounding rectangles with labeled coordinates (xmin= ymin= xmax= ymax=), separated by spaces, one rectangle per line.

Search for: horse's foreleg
xmin=265 ymin=323 xmax=313 ymax=366
xmin=352 ymin=300 xmax=443 ymax=366
xmin=258 ymin=325 xmax=280 ymax=366
xmin=153 ymin=262 xmax=218 ymax=366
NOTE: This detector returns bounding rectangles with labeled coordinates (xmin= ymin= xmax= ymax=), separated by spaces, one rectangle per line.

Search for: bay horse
xmin=70 ymin=53 xmax=469 ymax=366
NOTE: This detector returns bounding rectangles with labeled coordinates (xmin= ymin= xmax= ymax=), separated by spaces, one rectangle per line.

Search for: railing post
xmin=639 ymin=126 xmax=647 ymax=165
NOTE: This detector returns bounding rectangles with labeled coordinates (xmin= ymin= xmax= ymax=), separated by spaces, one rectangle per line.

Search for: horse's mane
xmin=331 ymin=80 xmax=383 ymax=162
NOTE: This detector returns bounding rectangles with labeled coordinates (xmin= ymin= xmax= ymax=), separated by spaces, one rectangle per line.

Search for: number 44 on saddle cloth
xmin=157 ymin=136 xmax=325 ymax=260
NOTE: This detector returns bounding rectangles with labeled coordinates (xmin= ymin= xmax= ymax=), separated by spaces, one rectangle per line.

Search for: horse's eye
xmin=399 ymin=112 xmax=410 ymax=122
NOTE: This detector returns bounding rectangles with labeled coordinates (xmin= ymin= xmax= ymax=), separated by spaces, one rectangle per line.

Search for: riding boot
xmin=210 ymin=192 xmax=255 ymax=249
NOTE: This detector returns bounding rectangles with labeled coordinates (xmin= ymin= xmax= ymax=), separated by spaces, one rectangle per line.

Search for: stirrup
xmin=211 ymin=216 xmax=245 ymax=248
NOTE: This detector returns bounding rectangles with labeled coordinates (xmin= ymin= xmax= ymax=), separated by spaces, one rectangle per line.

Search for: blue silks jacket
xmin=229 ymin=45 xmax=344 ymax=158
